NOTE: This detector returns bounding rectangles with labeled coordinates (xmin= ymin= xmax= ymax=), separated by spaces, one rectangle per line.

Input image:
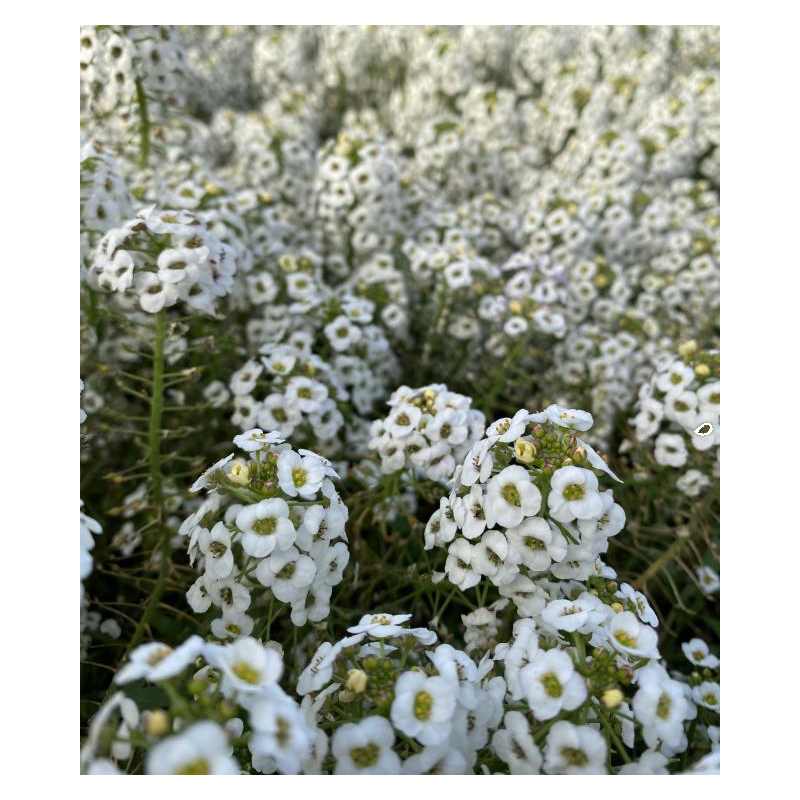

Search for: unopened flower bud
xmin=611 ymin=602 xmax=624 ymax=613
xmin=602 ymin=688 xmax=624 ymax=710
xmin=695 ymin=363 xmax=710 ymax=377
xmin=573 ymin=446 xmax=587 ymax=463
xmin=145 ymin=710 xmax=169 ymax=737
xmin=228 ymin=462 xmax=250 ymax=486
xmin=677 ymin=340 xmax=698 ymax=358
xmin=514 ymin=439 xmax=536 ymax=464
xmin=346 ymin=668 xmax=368 ymax=694
xmin=186 ymin=679 xmax=206 ymax=696
xmin=218 ymin=700 xmax=237 ymax=718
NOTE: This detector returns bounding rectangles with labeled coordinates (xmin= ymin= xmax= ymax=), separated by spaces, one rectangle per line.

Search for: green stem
xmin=135 ymin=75 xmax=150 ymax=168
xmin=571 ymin=631 xmax=586 ymax=667
xmin=598 ymin=707 xmax=632 ymax=764
xmin=95 ymin=312 xmax=168 ymax=713
xmin=126 ymin=310 xmax=168 ymax=654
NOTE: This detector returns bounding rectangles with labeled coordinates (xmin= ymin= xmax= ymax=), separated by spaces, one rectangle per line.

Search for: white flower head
xmin=233 ymin=428 xmax=284 ymax=453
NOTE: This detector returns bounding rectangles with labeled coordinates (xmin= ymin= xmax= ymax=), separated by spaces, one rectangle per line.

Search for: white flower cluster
xmin=311 ymin=136 xmax=406 ymax=262
xmin=221 ymin=278 xmax=399 ymax=456
xmin=181 ymin=429 xmax=349 ymax=632
xmin=631 ymin=342 xmax=720 ymax=492
xmin=425 ymin=404 xmax=624 ymax=596
xmin=80 ymin=141 xmax=133 ymax=269
xmin=225 ymin=347 xmax=348 ymax=449
xmin=368 ymin=384 xmax=486 ymax=483
xmin=80 ymin=26 xmax=188 ymax=117
xmin=295 ymin=612 xmax=505 ymax=774
xmin=90 ymin=206 xmax=237 ymax=315
xmin=78 ymin=26 xmax=721 ymax=776
xmin=83 ymin=635 xmax=327 ymax=775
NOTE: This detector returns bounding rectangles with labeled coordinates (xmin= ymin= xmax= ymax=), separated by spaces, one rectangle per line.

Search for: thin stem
xmin=123 ymin=310 xmax=168 ymax=656
xmin=135 ymin=75 xmax=150 ymax=168
xmin=597 ymin=707 xmax=632 ymax=764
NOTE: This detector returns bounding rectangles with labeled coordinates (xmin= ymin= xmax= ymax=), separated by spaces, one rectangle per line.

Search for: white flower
xmin=577 ymin=490 xmax=626 ymax=539
xmin=332 ymin=716 xmax=401 ymax=774
xmin=473 ymin=530 xmax=520 ymax=585
xmin=199 ymin=522 xmax=234 ymax=579
xmin=543 ymin=721 xmax=607 ymax=774
xmin=633 ymin=663 xmax=692 ymax=750
xmin=499 ymin=575 xmax=548 ymax=617
xmin=230 ymin=359 xmax=263 ymax=396
xmin=256 ymin=546 xmax=317 ymax=602
xmin=146 ymin=721 xmax=239 ymax=774
xmin=233 ymin=428 xmax=283 ymax=453
xmin=548 ymin=466 xmax=604 ymax=523
xmin=537 ymin=404 xmax=594 ymax=432
xmin=348 ymin=612 xmax=412 ymax=638
xmin=486 ymin=409 xmax=529 ymax=442
xmin=427 ymin=408 xmax=469 ymax=445
xmin=681 ymin=638 xmax=719 ymax=668
xmin=424 ymin=509 xmax=446 ymax=549
xmin=519 ymin=649 xmax=588 ymax=720
xmin=391 ymin=671 xmax=457 ymax=745
xmin=654 ymin=432 xmax=688 ymax=467
xmin=692 ymin=681 xmax=720 ymax=711
xmin=486 ymin=465 xmax=542 ymax=528
xmin=186 ymin=575 xmax=213 ymax=613
xmin=385 ymin=403 xmax=422 ymax=438
xmin=235 ymin=498 xmax=295 ymax=558
xmin=445 ymin=539 xmax=481 ymax=590
xmin=453 ymin=485 xmax=495 ymax=540
xmin=608 ymin=611 xmax=660 ymax=659
xmin=696 ymin=566 xmax=720 ymax=594
xmin=576 ymin=438 xmax=623 ymax=483
xmin=290 ymin=582 xmax=333 ymax=627
xmin=402 ymin=743 xmax=470 ymax=774
xmin=656 ymin=361 xmax=695 ymax=395
xmin=460 ymin=436 xmax=498 ymax=486
xmin=277 ymin=450 xmax=325 ymax=497
xmin=116 ymin=636 xmax=204 ymax=684
xmin=285 ymin=376 xmax=329 ymax=413
xmin=219 ymin=637 xmax=283 ymax=694
xmin=633 ymin=397 xmax=664 ymax=440
xmin=190 ymin=454 xmax=234 ymax=493
xmin=210 ymin=609 xmax=254 ymax=640
xmin=208 ymin=576 xmax=250 ymax=614
xmin=540 ymin=593 xmax=607 ymax=634
xmin=249 ymin=687 xmax=315 ymax=774
xmin=616 ymin=583 xmax=658 ymax=627
xmin=506 ymin=517 xmax=568 ymax=572
xmin=296 ymin=635 xmax=363 ymax=696
xmin=324 ymin=314 xmax=363 ymax=351
xmin=310 ymin=540 xmax=350 ymax=588
xmin=492 ymin=711 xmax=542 ymax=774
xmin=676 ymin=469 xmax=711 ymax=497
xmin=618 ymin=749 xmax=670 ymax=775
xmin=665 ymin=389 xmax=699 ymax=428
